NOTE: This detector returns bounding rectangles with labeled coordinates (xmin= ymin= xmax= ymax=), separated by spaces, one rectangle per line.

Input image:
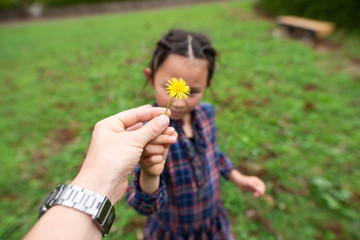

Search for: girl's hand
xmin=229 ymin=170 xmax=266 ymax=198
xmin=140 ymin=126 xmax=178 ymax=176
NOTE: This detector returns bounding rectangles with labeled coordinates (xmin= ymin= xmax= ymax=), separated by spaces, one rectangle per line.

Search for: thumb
xmin=134 ymin=114 xmax=170 ymax=146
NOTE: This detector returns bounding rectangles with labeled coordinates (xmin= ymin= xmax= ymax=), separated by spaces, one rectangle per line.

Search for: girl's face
xmin=147 ymin=54 xmax=209 ymax=121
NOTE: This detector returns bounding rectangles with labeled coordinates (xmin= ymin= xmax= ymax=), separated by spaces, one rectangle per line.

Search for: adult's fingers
xmin=132 ymin=114 xmax=170 ymax=145
xmin=136 ymin=104 xmax=152 ymax=109
xmin=126 ymin=122 xmax=143 ymax=132
xmin=113 ymin=107 xmax=170 ymax=129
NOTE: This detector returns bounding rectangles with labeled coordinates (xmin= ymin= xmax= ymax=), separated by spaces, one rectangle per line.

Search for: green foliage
xmin=312 ymin=177 xmax=351 ymax=211
xmin=258 ymin=0 xmax=360 ymax=30
xmin=0 ymin=0 xmax=16 ymax=8
xmin=1 ymin=0 xmax=360 ymax=239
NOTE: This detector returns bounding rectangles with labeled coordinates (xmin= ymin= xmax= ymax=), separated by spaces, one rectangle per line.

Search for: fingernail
xmin=156 ymin=114 xmax=169 ymax=127
xmin=169 ymin=135 xmax=177 ymax=142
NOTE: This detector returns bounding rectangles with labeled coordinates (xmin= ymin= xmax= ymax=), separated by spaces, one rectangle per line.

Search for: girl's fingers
xmin=141 ymin=155 xmax=164 ymax=166
xmin=149 ymin=127 xmax=177 ymax=145
xmin=253 ymin=181 xmax=266 ymax=197
xmin=163 ymin=127 xmax=176 ymax=135
xmin=258 ymin=185 xmax=266 ymax=195
xmin=149 ymin=133 xmax=177 ymax=145
xmin=142 ymin=144 xmax=165 ymax=157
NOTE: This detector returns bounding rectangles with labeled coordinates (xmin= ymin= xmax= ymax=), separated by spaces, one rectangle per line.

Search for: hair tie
xmin=158 ymin=39 xmax=172 ymax=50
xmin=201 ymin=45 xmax=211 ymax=52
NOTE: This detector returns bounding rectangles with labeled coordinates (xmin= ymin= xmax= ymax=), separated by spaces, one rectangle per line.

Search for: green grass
xmin=1 ymin=0 xmax=360 ymax=239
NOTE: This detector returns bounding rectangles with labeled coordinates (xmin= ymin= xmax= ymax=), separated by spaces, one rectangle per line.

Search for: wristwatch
xmin=39 ymin=184 xmax=115 ymax=236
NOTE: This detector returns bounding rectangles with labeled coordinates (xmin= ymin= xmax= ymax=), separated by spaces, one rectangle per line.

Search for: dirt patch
xmin=30 ymin=121 xmax=81 ymax=180
xmin=349 ymin=57 xmax=360 ymax=77
xmin=303 ymin=83 xmax=318 ymax=91
xmin=246 ymin=208 xmax=283 ymax=240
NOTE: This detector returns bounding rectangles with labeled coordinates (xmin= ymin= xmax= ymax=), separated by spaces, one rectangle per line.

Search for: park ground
xmin=0 ymin=0 xmax=360 ymax=239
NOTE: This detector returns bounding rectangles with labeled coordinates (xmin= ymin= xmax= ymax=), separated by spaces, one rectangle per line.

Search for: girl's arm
xmin=229 ymin=169 xmax=266 ymax=198
xmin=125 ymin=128 xmax=177 ymax=215
xmin=215 ymin=149 xmax=236 ymax=179
xmin=138 ymin=127 xmax=177 ymax=194
xmin=125 ymin=168 xmax=168 ymax=216
xmin=139 ymin=170 xmax=161 ymax=194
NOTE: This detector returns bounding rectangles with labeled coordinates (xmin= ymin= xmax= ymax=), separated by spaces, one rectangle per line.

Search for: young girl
xmin=125 ymin=29 xmax=266 ymax=239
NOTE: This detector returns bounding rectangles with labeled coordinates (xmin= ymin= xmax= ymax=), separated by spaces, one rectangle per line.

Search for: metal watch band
xmin=39 ymin=184 xmax=115 ymax=236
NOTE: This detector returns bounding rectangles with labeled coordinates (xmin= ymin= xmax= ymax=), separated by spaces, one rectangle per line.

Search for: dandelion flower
xmin=164 ymin=78 xmax=190 ymax=115
xmin=166 ymin=78 xmax=191 ymax=99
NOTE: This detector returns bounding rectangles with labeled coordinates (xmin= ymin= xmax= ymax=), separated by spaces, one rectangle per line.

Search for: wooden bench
xmin=276 ymin=15 xmax=335 ymax=43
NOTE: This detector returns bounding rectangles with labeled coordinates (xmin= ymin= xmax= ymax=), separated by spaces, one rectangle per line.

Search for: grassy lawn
xmin=1 ymin=0 xmax=359 ymax=239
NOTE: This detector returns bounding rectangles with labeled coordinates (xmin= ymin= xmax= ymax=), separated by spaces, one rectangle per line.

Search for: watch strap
xmin=39 ymin=184 xmax=115 ymax=236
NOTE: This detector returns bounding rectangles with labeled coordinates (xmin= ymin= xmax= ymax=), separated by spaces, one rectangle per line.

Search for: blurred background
xmin=1 ymin=0 xmax=359 ymax=239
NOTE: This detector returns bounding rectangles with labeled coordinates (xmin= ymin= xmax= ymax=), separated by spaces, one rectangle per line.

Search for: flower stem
xmin=164 ymin=96 xmax=174 ymax=115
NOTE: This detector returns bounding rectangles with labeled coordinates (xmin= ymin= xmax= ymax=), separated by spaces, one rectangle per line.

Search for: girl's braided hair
xmin=150 ymin=29 xmax=217 ymax=86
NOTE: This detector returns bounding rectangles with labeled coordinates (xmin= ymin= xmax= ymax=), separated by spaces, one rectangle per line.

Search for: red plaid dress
xmin=125 ymin=103 xmax=235 ymax=239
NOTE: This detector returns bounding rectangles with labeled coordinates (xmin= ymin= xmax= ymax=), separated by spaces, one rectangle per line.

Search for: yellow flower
xmin=164 ymin=78 xmax=190 ymax=115
xmin=166 ymin=78 xmax=191 ymax=100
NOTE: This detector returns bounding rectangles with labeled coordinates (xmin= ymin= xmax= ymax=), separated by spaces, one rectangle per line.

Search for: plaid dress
xmin=125 ymin=103 xmax=235 ymax=239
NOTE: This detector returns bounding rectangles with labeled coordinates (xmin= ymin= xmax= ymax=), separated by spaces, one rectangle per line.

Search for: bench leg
xmin=301 ymin=30 xmax=316 ymax=46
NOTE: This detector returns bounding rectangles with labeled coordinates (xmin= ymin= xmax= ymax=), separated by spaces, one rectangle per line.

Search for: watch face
xmin=102 ymin=207 xmax=115 ymax=235
xmin=97 ymin=199 xmax=115 ymax=235
xmin=106 ymin=211 xmax=115 ymax=230
xmin=39 ymin=188 xmax=59 ymax=218
xmin=98 ymin=200 xmax=112 ymax=225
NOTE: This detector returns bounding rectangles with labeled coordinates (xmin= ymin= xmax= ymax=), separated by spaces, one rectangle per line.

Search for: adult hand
xmin=24 ymin=106 xmax=174 ymax=240
xmin=71 ymin=105 xmax=173 ymax=204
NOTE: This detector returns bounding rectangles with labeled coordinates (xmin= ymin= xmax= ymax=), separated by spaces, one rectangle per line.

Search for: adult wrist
xmin=71 ymin=170 xmax=128 ymax=205
xmin=39 ymin=184 xmax=116 ymax=236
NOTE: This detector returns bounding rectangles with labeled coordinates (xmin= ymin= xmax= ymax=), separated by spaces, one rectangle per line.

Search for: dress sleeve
xmin=214 ymin=147 xmax=235 ymax=179
xmin=125 ymin=166 xmax=168 ymax=215
xmin=203 ymin=104 xmax=235 ymax=179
